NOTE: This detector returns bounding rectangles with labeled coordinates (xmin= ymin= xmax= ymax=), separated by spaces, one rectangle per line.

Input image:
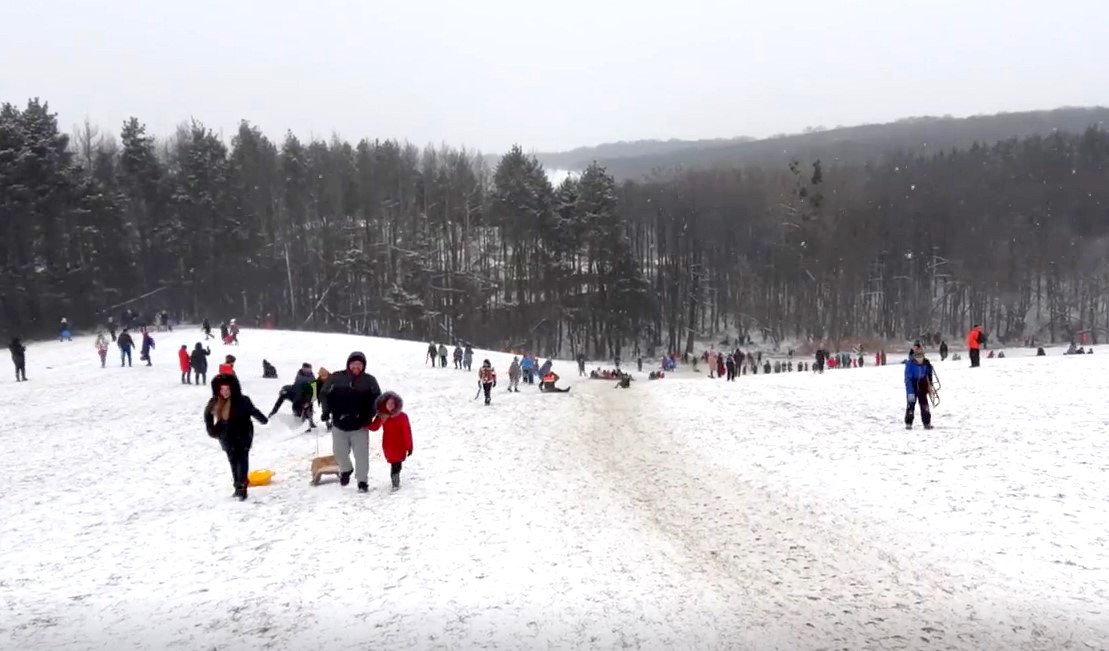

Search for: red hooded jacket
xmin=178 ymin=347 xmax=191 ymax=372
xmin=369 ymin=391 xmax=413 ymax=464
xmin=967 ymin=326 xmax=983 ymax=350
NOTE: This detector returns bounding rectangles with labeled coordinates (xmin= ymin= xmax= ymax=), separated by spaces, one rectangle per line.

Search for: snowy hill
xmin=2 ymin=328 xmax=1108 ymax=649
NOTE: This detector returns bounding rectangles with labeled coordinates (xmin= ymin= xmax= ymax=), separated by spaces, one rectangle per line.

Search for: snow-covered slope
xmin=2 ymin=329 xmax=1107 ymax=650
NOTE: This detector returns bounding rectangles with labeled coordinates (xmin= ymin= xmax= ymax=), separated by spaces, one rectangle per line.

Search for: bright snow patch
xmin=1 ymin=330 xmax=1107 ymax=649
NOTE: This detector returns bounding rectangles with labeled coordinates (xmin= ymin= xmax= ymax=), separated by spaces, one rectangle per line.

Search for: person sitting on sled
xmin=539 ymin=371 xmax=570 ymax=393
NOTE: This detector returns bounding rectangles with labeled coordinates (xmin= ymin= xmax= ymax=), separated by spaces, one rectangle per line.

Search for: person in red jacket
xmin=178 ymin=345 xmax=192 ymax=384
xmin=967 ymin=324 xmax=984 ymax=368
xmin=369 ymin=391 xmax=413 ymax=491
xmin=218 ymin=354 xmax=236 ymax=376
xmin=478 ymin=359 xmax=497 ymax=405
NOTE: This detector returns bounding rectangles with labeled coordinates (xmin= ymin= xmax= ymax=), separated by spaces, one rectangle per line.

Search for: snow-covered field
xmin=2 ymin=329 xmax=1107 ymax=650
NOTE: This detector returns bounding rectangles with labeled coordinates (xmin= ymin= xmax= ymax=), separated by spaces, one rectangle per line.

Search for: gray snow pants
xmin=332 ymin=427 xmax=370 ymax=483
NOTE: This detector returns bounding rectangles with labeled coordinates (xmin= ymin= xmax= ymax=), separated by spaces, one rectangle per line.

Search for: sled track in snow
xmin=560 ymin=377 xmax=1106 ymax=650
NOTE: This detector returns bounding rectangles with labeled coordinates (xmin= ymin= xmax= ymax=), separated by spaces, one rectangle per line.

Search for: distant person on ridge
xmin=463 ymin=344 xmax=474 ymax=371
xmin=426 ymin=342 xmax=437 ymax=366
xmin=453 ymin=344 xmax=463 ymax=370
xmin=437 ymin=343 xmax=448 ymax=368
xmin=9 ymin=337 xmax=27 ymax=382
xmin=967 ymin=325 xmax=984 ymax=368
xmin=117 ymin=329 xmax=135 ymax=367
xmin=140 ymin=328 xmax=155 ymax=366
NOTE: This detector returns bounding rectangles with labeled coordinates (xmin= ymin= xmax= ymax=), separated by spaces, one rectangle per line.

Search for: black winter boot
xmin=358 ymin=481 xmax=368 ymax=493
xmin=391 ymin=473 xmax=400 ymax=491
xmin=340 ymin=471 xmax=352 ymax=486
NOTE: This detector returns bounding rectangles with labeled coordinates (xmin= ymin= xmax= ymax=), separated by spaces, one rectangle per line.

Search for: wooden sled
xmin=310 ymin=455 xmax=341 ymax=485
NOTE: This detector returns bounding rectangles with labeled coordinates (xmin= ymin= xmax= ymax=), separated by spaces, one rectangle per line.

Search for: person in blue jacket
xmin=521 ymin=355 xmax=536 ymax=385
xmin=904 ymin=342 xmax=935 ymax=430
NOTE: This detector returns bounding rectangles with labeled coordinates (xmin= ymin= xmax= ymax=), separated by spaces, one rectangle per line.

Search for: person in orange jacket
xmin=369 ymin=391 xmax=413 ymax=491
xmin=967 ymin=325 xmax=984 ymax=368
xmin=218 ymin=354 xmax=236 ymax=376
xmin=178 ymin=345 xmax=192 ymax=384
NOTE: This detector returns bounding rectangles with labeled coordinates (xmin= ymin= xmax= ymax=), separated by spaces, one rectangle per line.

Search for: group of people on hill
xmin=204 ymin=350 xmax=413 ymax=500
xmin=463 ymin=353 xmax=569 ymax=405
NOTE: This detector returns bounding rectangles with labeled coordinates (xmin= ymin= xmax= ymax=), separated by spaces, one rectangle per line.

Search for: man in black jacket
xmin=117 ymin=330 xmax=135 ymax=367
xmin=320 ymin=351 xmax=381 ymax=492
xmin=204 ymin=373 xmax=268 ymax=500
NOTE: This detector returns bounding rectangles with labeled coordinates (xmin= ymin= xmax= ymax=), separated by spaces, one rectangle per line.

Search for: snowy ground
xmin=2 ymin=329 xmax=1107 ymax=650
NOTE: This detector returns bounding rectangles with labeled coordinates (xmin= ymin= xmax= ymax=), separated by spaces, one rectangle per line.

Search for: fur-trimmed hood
xmin=210 ymin=373 xmax=243 ymax=398
xmin=375 ymin=390 xmax=404 ymax=416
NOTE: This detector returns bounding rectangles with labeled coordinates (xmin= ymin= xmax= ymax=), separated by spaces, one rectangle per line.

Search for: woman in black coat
xmin=190 ymin=343 xmax=211 ymax=385
xmin=204 ymin=374 xmax=267 ymax=500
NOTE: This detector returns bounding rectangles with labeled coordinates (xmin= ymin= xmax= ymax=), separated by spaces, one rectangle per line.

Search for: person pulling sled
xmin=904 ymin=342 xmax=937 ymax=430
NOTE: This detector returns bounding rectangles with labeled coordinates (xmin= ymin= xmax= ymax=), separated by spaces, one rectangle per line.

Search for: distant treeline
xmin=2 ymin=98 xmax=1107 ymax=356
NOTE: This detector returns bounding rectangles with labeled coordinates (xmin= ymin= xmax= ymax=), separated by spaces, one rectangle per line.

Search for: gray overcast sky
xmin=2 ymin=0 xmax=1107 ymax=153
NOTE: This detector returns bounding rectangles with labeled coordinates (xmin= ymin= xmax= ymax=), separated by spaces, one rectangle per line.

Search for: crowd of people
xmin=8 ymin=317 xmax=1096 ymax=504
xmin=204 ymin=349 xmax=412 ymax=500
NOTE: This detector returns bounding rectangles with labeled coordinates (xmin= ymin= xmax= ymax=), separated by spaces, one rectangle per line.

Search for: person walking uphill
xmin=437 ymin=344 xmax=448 ymax=369
xmin=140 ymin=329 xmax=155 ymax=366
xmin=95 ymin=334 xmax=109 ymax=368
xmin=904 ymin=344 xmax=935 ymax=430
xmin=320 ymin=351 xmax=382 ymax=493
xmin=117 ymin=330 xmax=135 ymax=367
xmin=204 ymin=373 xmax=268 ymax=500
xmin=369 ymin=391 xmax=413 ymax=491
xmin=478 ymin=360 xmax=497 ymax=405
xmin=967 ymin=325 xmax=984 ymax=368
xmin=10 ymin=337 xmax=26 ymax=382
xmin=178 ymin=345 xmax=192 ymax=384
xmin=508 ymin=356 xmax=521 ymax=392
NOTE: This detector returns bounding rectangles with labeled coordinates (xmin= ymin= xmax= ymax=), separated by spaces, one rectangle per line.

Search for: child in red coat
xmin=369 ymin=391 xmax=413 ymax=491
xmin=178 ymin=345 xmax=192 ymax=384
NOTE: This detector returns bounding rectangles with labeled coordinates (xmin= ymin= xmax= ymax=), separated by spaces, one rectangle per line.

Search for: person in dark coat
xmin=725 ymin=354 xmax=737 ymax=381
xmin=117 ymin=330 xmax=135 ymax=367
xmin=190 ymin=343 xmax=211 ymax=385
xmin=463 ymin=344 xmax=474 ymax=372
xmin=320 ymin=351 xmax=382 ymax=492
xmin=577 ymin=352 xmax=587 ymax=377
xmin=202 ymin=318 xmax=213 ymax=340
xmin=140 ymin=328 xmax=155 ymax=366
xmin=262 ymin=359 xmax=278 ymax=379
xmin=204 ymin=373 xmax=268 ymax=500
xmin=107 ymin=316 xmax=117 ymax=342
xmin=938 ymin=341 xmax=949 ymax=361
xmin=9 ymin=337 xmax=27 ymax=382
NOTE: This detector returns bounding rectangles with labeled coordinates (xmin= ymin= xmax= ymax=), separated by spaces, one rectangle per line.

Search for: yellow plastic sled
xmin=248 ymin=469 xmax=274 ymax=486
